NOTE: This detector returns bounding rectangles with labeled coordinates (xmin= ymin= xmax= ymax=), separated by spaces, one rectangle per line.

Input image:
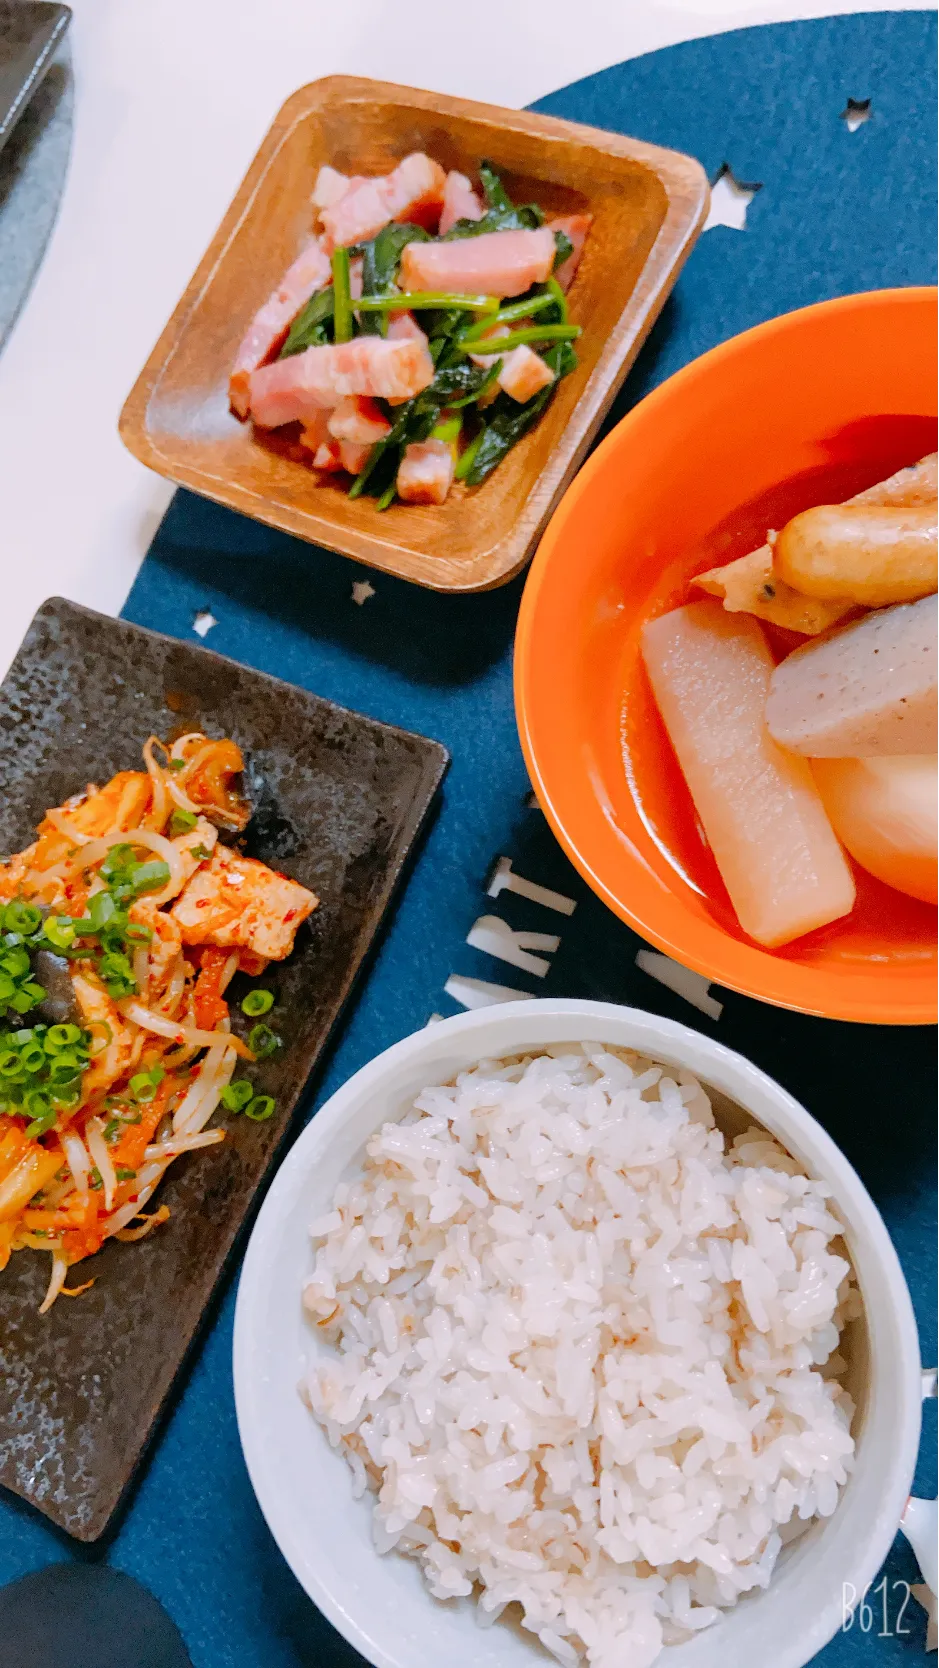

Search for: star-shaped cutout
xmin=351 ymin=580 xmax=375 ymax=606
xmin=191 ymin=609 xmax=218 ymax=638
xmin=840 ymin=97 xmax=872 ymax=133
xmin=703 ymin=163 xmax=763 ymax=233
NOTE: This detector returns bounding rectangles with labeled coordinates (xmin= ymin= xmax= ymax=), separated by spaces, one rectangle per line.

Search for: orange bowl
xmin=515 ymin=288 xmax=938 ymax=1024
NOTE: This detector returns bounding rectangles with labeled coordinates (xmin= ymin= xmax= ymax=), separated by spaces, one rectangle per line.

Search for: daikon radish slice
xmin=812 ymin=756 xmax=938 ymax=904
xmin=641 ymin=601 xmax=856 ymax=946
xmin=765 ymin=595 xmax=938 ymax=756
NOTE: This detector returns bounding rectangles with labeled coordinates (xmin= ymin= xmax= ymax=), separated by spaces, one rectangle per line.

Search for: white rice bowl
xmin=300 ymin=1043 xmax=858 ymax=1668
xmin=233 ymin=1002 xmax=920 ymax=1668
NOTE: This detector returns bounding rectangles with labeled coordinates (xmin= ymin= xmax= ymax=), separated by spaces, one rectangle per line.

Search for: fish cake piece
xmin=694 ymin=453 xmax=939 ymax=632
xmin=693 ymin=545 xmax=856 ymax=636
xmin=774 ymin=502 xmax=938 ymax=607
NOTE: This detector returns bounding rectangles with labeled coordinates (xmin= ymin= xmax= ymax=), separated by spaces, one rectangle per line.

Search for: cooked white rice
xmin=302 ymin=1044 xmax=858 ymax=1668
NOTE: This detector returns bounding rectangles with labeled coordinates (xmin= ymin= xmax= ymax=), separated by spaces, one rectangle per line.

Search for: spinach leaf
xmin=478 ymin=160 xmax=514 ymax=212
xmin=442 ymin=202 xmax=544 ymax=241
xmin=423 ymin=307 xmax=464 ymax=365
xmin=552 ymin=229 xmax=574 ymax=271
xmin=357 ymin=222 xmax=431 ymax=335
xmin=426 ymin=361 xmax=498 ymax=404
xmin=280 ymin=288 xmax=334 ymax=357
xmin=463 ymin=340 xmax=578 ymax=486
xmin=548 ymin=339 xmax=579 ymax=379
xmin=361 ymin=222 xmax=430 ymax=293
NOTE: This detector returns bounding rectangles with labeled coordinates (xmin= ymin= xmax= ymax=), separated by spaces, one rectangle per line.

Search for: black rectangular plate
xmin=0 ymin=1 xmax=70 ymax=155
xmin=0 ymin=598 xmax=448 ymax=1540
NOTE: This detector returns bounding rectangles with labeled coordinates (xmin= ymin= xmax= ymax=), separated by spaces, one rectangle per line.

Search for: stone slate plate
xmin=0 ymin=0 xmax=69 ymax=155
xmin=0 ymin=598 xmax=448 ymax=1541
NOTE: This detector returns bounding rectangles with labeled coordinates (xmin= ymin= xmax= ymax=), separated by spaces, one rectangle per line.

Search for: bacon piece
xmin=320 ymin=153 xmax=447 ymax=250
xmin=313 ymin=439 xmax=343 ymax=472
xmin=498 ymin=345 xmax=556 ymax=403
xmin=338 ymin=439 xmax=373 ymax=475
xmin=298 ymin=410 xmax=331 ymax=456
xmin=327 ymin=396 xmax=392 ymax=445
xmin=229 ymin=240 xmax=331 ymax=418
xmin=248 ymin=336 xmax=434 ymax=426
xmin=387 ymin=311 xmax=428 ymax=346
xmin=438 ymin=170 xmax=484 ymax=235
xmin=547 ymin=214 xmax=592 ymax=291
xmin=396 ymin=438 xmax=455 ymax=506
xmin=312 ymin=165 xmax=365 ymax=211
xmin=399 ymin=226 xmax=556 ymax=299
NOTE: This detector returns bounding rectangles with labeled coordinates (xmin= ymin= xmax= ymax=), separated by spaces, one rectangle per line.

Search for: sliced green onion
xmin=25 ymin=1096 xmax=57 ymax=1137
xmin=43 ymin=916 xmax=76 ymax=951
xmin=115 ymin=1167 xmax=137 ymax=1181
xmin=130 ymin=1064 xmax=164 ymax=1103
xmin=243 ymin=1095 xmax=276 ymax=1122
xmin=130 ymin=859 xmax=171 ymax=895
xmin=458 ymin=324 xmax=581 ymax=356
xmin=48 ymin=1061 xmax=82 ymax=1087
xmin=102 ymin=841 xmax=136 ymax=868
xmin=169 ymin=808 xmax=198 ymax=837
xmin=87 ymin=1021 xmax=113 ymax=1056
xmin=332 ymin=247 xmax=354 ymax=344
xmin=89 ymin=891 xmax=118 ymax=931
xmin=247 ymin=1023 xmax=280 ymax=1060
xmin=241 ymin=989 xmax=274 ymax=1018
xmin=356 ymin=291 xmax=499 ymax=315
xmin=219 ymin=1080 xmax=254 ymax=1112
xmin=51 ymin=1083 xmax=82 ymax=1111
xmin=97 ymin=952 xmax=136 ymax=997
xmin=3 ymin=900 xmax=41 ymax=935
xmin=46 ymin=1023 xmax=83 ymax=1050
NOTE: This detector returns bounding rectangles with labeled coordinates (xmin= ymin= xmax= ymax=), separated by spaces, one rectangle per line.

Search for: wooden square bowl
xmin=119 ymin=76 xmax=708 ymax=592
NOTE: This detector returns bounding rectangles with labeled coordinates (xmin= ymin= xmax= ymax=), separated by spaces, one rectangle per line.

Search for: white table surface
xmin=0 ymin=0 xmax=923 ymax=678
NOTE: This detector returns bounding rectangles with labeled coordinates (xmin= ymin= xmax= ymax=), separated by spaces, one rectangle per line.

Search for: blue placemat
xmin=1 ymin=13 xmax=936 ymax=1667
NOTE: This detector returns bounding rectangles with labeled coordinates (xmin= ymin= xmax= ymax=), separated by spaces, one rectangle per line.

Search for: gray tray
xmin=0 ymin=2 xmax=72 ymax=352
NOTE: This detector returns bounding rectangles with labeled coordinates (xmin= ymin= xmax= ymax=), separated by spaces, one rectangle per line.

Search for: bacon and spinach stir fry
xmin=229 ymin=157 xmax=592 ymax=506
